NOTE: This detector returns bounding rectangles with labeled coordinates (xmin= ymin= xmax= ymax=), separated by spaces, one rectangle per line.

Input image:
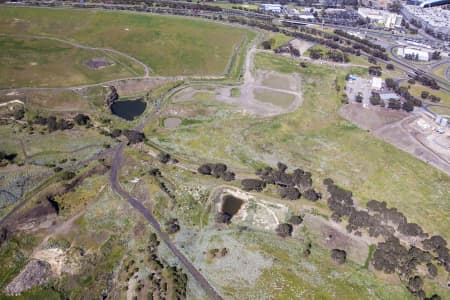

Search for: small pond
xmin=221 ymin=194 xmax=244 ymax=218
xmin=111 ymin=98 xmax=146 ymax=121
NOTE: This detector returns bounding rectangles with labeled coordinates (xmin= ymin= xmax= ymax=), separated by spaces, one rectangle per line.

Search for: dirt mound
xmin=4 ymin=259 xmax=52 ymax=296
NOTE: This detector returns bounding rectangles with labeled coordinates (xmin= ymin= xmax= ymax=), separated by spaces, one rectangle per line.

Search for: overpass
xmin=419 ymin=0 xmax=450 ymax=7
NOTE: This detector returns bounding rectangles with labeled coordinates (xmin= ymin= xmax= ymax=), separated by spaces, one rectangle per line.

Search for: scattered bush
xmin=278 ymin=186 xmax=301 ymax=200
xmin=157 ymin=152 xmax=171 ymax=164
xmin=123 ymin=130 xmax=145 ymax=144
xmin=111 ymin=129 xmax=122 ymax=138
xmin=61 ymin=171 xmax=76 ymax=181
xmin=303 ymin=189 xmax=320 ymax=201
xmin=241 ymin=179 xmax=266 ymax=192
xmin=276 ymin=223 xmax=293 ymax=237
xmin=74 ymin=114 xmax=90 ymax=126
xmin=288 ymin=215 xmax=303 ymax=225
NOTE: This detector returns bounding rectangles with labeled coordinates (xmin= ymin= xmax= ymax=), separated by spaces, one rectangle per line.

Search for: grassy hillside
xmin=0 ymin=7 xmax=247 ymax=77
xmin=0 ymin=35 xmax=143 ymax=88
xmin=146 ymin=52 xmax=450 ymax=241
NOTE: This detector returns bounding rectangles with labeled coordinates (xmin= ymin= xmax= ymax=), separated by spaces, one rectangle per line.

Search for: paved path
xmin=110 ymin=144 xmax=223 ymax=300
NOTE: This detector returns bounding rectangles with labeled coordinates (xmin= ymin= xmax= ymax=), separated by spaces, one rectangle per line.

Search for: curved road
xmin=110 ymin=144 xmax=222 ymax=300
xmin=107 ymin=80 xmax=223 ymax=299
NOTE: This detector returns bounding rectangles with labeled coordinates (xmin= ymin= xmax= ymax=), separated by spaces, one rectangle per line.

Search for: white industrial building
xmin=260 ymin=4 xmax=283 ymax=14
xmin=371 ymin=77 xmax=383 ymax=90
xmin=358 ymin=8 xmax=403 ymax=28
xmin=397 ymin=47 xmax=431 ymax=61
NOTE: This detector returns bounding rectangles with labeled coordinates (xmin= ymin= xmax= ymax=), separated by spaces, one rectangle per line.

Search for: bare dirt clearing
xmin=163 ymin=117 xmax=181 ymax=129
xmin=289 ymin=38 xmax=316 ymax=55
xmin=170 ymin=48 xmax=303 ymax=116
xmin=211 ymin=186 xmax=288 ymax=231
xmin=340 ymin=104 xmax=450 ymax=175
xmin=339 ymin=103 xmax=408 ymax=131
xmin=303 ymin=214 xmax=373 ymax=265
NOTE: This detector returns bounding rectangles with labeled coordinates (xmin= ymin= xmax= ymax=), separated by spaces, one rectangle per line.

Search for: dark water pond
xmin=111 ymin=98 xmax=146 ymax=121
xmin=221 ymin=194 xmax=244 ymax=217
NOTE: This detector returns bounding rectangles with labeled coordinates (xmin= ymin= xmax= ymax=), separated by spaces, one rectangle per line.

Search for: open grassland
xmin=0 ymin=35 xmax=142 ymax=88
xmin=146 ymin=52 xmax=450 ymax=241
xmin=225 ymin=230 xmax=413 ymax=300
xmin=0 ymin=7 xmax=247 ymax=77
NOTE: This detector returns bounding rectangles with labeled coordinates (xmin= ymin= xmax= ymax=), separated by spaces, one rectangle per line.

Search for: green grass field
xmin=147 ymin=52 xmax=450 ymax=241
xmin=0 ymin=35 xmax=142 ymax=88
xmin=0 ymin=7 xmax=247 ymax=77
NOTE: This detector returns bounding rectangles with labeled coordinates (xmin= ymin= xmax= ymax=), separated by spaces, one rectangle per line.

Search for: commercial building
xmin=380 ymin=92 xmax=400 ymax=102
xmin=397 ymin=47 xmax=431 ymax=61
xmin=260 ymin=4 xmax=283 ymax=14
xmin=357 ymin=8 xmax=403 ymax=28
xmin=401 ymin=5 xmax=450 ymax=41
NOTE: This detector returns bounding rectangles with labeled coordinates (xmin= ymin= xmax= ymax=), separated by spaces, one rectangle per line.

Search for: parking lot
xmin=345 ymin=76 xmax=372 ymax=107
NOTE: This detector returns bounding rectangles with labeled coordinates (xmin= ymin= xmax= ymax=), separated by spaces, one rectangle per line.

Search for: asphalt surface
xmin=109 ymin=144 xmax=223 ymax=300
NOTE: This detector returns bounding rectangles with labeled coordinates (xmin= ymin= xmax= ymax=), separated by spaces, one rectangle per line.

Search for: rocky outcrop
xmin=4 ymin=259 xmax=52 ymax=296
xmin=105 ymin=85 xmax=119 ymax=110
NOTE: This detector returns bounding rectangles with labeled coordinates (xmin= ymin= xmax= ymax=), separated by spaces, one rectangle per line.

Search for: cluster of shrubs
xmin=324 ymin=178 xmax=448 ymax=299
xmin=207 ymin=247 xmax=228 ymax=259
xmin=414 ymin=74 xmax=439 ymax=90
xmin=274 ymin=44 xmax=300 ymax=57
xmin=275 ymin=213 xmax=306 ymax=238
xmin=420 ymin=91 xmax=441 ymax=103
xmin=165 ymin=218 xmax=180 ymax=234
xmin=198 ymin=163 xmax=235 ymax=181
xmin=31 ymin=113 xmax=90 ymax=133
xmin=240 ymin=163 xmax=321 ymax=202
xmin=368 ymin=78 xmax=423 ymax=112
xmin=145 ymin=233 xmax=187 ymax=299
xmin=157 ymin=152 xmax=171 ymax=164
xmin=0 ymin=151 xmax=17 ymax=166
xmin=308 ymin=48 xmax=349 ymax=63
xmin=368 ymin=65 xmax=382 ymax=76
xmin=422 ymin=235 xmax=450 ymax=273
xmin=73 ymin=114 xmax=91 ymax=126
xmin=34 ymin=115 xmax=73 ymax=132
xmin=276 ymin=223 xmax=293 ymax=237
xmin=122 ymin=130 xmax=146 ymax=145
xmin=325 ymin=179 xmax=428 ymax=240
